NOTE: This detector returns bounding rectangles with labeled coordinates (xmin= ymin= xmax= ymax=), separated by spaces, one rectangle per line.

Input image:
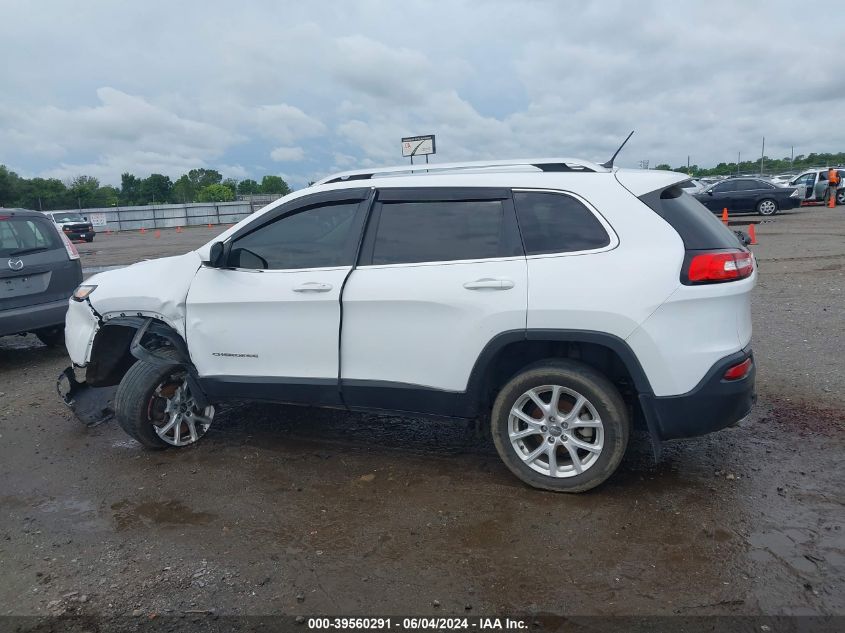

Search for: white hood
xmin=87 ymin=252 xmax=203 ymax=337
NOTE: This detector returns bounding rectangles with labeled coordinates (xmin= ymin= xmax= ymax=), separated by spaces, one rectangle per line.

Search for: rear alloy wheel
xmin=836 ymin=189 xmax=845 ymax=206
xmin=115 ymin=351 xmax=214 ymax=449
xmin=491 ymin=360 xmax=629 ymax=493
xmin=756 ymin=198 xmax=778 ymax=216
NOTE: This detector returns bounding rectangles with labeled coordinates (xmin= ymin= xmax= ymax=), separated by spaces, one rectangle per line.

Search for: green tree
xmin=97 ymin=185 xmax=120 ymax=207
xmin=187 ymin=168 xmax=222 ymax=190
xmin=15 ymin=177 xmax=69 ymax=210
xmin=120 ymin=173 xmax=142 ymax=205
xmin=197 ymin=183 xmax=235 ymax=202
xmin=0 ymin=165 xmax=22 ymax=207
xmin=260 ymin=175 xmax=291 ymax=195
xmin=140 ymin=173 xmax=173 ymax=204
xmin=654 ymin=164 xmax=672 ymax=171
xmin=68 ymin=175 xmax=101 ymax=208
xmin=237 ymin=178 xmax=261 ymax=195
xmin=171 ymin=175 xmax=195 ymax=203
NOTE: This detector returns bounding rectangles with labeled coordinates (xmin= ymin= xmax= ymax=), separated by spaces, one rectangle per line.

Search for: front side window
xmin=513 ymin=191 xmax=610 ymax=255
xmin=371 ymin=200 xmax=505 ymax=265
xmin=228 ymin=201 xmax=360 ymax=270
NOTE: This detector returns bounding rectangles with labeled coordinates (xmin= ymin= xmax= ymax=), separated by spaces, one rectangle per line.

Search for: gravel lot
xmin=0 ymin=209 xmax=843 ymax=628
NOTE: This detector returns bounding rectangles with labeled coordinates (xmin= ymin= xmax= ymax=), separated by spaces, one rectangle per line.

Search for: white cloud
xmin=270 ymin=146 xmax=305 ymax=162
xmin=253 ymin=105 xmax=326 ymax=144
xmin=1 ymin=0 xmax=843 ymax=185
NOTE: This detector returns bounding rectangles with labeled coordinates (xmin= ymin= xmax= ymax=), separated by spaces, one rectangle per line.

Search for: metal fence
xmin=61 ymin=201 xmax=257 ymax=233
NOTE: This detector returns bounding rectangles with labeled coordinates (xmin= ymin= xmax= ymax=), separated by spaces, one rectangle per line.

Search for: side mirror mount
xmin=706 ymin=189 xmax=714 ymax=196
xmin=208 ymin=241 xmax=226 ymax=268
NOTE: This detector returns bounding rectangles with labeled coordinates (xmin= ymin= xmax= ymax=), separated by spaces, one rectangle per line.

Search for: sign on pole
xmin=402 ymin=135 xmax=436 ymax=158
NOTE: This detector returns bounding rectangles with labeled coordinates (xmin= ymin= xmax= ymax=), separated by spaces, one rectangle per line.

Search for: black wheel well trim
xmin=94 ymin=316 xmax=210 ymax=408
xmin=465 ymin=328 xmax=655 ymax=401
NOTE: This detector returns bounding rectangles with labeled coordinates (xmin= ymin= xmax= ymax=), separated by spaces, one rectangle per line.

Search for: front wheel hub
xmin=148 ymin=375 xmax=215 ymax=447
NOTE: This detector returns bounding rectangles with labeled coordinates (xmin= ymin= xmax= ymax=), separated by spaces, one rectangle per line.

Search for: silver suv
xmin=787 ymin=169 xmax=845 ymax=204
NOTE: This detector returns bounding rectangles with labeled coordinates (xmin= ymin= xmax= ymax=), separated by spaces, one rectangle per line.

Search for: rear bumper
xmin=0 ymin=298 xmax=70 ymax=336
xmin=640 ymin=346 xmax=756 ymax=440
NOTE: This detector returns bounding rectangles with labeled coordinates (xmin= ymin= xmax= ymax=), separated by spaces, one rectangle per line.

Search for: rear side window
xmin=0 ymin=216 xmax=60 ymax=257
xmin=639 ymin=186 xmax=742 ymax=250
xmin=371 ymin=200 xmax=506 ymax=265
xmin=513 ymin=191 xmax=610 ymax=255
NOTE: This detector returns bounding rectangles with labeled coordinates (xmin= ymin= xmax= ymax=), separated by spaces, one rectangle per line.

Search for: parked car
xmin=678 ymin=178 xmax=706 ymax=194
xmin=61 ymin=158 xmax=756 ymax=493
xmin=44 ymin=211 xmax=96 ymax=242
xmin=787 ymin=169 xmax=845 ymax=205
xmin=1 ymin=209 xmax=83 ymax=346
xmin=770 ymin=173 xmax=797 ymax=187
xmin=693 ymin=177 xmax=801 ymax=215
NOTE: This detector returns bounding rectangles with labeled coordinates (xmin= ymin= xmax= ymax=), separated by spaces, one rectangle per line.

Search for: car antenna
xmin=601 ymin=130 xmax=635 ymax=169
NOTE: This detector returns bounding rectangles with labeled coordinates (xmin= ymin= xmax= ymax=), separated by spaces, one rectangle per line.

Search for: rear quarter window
xmin=638 ymin=186 xmax=743 ymax=250
xmin=0 ymin=216 xmax=61 ymax=257
xmin=513 ymin=191 xmax=610 ymax=255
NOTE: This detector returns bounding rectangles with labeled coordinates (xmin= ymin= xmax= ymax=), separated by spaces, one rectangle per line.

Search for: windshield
xmin=0 ymin=216 xmax=61 ymax=257
xmin=52 ymin=212 xmax=86 ymax=223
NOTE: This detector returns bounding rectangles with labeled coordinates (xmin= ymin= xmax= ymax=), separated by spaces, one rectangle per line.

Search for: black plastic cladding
xmin=638 ymin=185 xmax=745 ymax=251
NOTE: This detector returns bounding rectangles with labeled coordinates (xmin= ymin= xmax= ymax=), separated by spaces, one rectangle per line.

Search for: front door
xmin=340 ymin=188 xmax=527 ymax=414
xmin=702 ymin=180 xmax=737 ymax=211
xmin=186 ymin=189 xmax=369 ymax=404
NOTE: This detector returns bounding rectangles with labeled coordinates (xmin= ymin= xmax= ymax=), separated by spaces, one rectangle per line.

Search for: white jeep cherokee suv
xmin=63 ymin=158 xmax=756 ymax=492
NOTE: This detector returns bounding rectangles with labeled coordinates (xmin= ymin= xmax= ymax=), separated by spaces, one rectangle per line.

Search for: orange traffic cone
xmin=721 ymin=208 xmax=729 ymax=224
xmin=829 ymin=193 xmax=836 ymax=208
xmin=154 ymin=229 xmax=161 ymax=239
xmin=176 ymin=226 xmax=182 ymax=233
xmin=140 ymin=227 xmax=146 ymax=234
xmin=207 ymin=223 xmax=213 ymax=229
xmin=748 ymin=224 xmax=757 ymax=245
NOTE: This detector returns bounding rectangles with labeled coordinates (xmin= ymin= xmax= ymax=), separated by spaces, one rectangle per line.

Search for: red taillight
xmin=723 ymin=358 xmax=753 ymax=381
xmin=60 ymin=232 xmax=80 ymax=260
xmin=687 ymin=250 xmax=754 ymax=283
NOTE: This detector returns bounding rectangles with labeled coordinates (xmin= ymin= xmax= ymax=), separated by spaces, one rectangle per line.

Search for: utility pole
xmin=760 ymin=137 xmax=765 ymax=176
xmin=687 ymin=155 xmax=690 ymax=175
xmin=737 ymin=152 xmax=741 ymax=175
xmin=791 ymin=146 xmax=794 ymax=170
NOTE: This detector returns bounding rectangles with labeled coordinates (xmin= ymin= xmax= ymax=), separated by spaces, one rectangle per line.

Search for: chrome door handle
xmin=293 ymin=282 xmax=333 ymax=292
xmin=463 ymin=278 xmax=515 ymax=290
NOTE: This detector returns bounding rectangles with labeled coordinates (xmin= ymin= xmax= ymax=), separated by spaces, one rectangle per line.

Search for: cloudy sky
xmin=1 ymin=0 xmax=843 ymax=187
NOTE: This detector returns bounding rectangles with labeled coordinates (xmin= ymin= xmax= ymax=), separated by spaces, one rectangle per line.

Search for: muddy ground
xmin=0 ymin=208 xmax=843 ymax=627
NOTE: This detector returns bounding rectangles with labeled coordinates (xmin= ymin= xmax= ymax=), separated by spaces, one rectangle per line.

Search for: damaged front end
xmin=59 ymin=315 xmax=208 ymax=427
xmin=57 ymin=366 xmax=116 ymax=427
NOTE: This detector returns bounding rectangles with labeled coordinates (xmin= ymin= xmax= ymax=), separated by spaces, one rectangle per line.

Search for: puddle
xmin=111 ymin=499 xmax=216 ymax=531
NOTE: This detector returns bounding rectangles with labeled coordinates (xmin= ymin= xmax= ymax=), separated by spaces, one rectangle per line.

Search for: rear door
xmin=733 ymin=179 xmax=772 ymax=212
xmin=0 ymin=213 xmax=78 ymax=312
xmin=340 ymin=188 xmax=526 ymax=410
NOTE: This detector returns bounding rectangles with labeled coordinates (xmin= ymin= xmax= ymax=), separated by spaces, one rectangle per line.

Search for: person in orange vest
xmin=827 ymin=167 xmax=841 ymax=206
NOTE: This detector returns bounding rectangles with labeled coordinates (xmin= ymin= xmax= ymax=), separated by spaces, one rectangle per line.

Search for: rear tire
xmin=757 ymin=198 xmax=778 ymax=216
xmin=490 ymin=360 xmax=629 ymax=493
xmin=35 ymin=326 xmax=65 ymax=348
xmin=115 ymin=349 xmax=214 ymax=449
xmin=836 ymin=189 xmax=845 ymax=206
